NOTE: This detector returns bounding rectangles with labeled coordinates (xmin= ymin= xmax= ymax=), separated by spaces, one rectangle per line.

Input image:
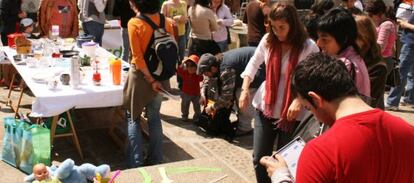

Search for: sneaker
xmin=400 ymin=101 xmax=414 ymax=107
xmin=385 ymin=105 xmax=399 ymax=111
xmin=182 ymin=117 xmax=189 ymax=122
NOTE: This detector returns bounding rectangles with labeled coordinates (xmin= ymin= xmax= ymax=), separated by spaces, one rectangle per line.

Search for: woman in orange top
xmin=124 ymin=0 xmax=174 ymax=168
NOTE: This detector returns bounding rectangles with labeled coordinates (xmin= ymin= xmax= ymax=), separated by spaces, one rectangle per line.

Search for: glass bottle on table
xmin=92 ymin=59 xmax=101 ymax=86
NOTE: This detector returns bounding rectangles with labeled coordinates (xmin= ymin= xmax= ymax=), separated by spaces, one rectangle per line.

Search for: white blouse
xmin=241 ymin=34 xmax=319 ymax=119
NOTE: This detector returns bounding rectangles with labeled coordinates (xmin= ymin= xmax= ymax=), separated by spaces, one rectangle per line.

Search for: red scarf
xmin=264 ymin=43 xmax=300 ymax=132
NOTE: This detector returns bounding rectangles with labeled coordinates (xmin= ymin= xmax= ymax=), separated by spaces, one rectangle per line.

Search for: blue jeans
xmin=181 ymin=93 xmax=201 ymax=120
xmin=405 ymin=67 xmax=414 ymax=103
xmin=216 ymin=40 xmax=228 ymax=53
xmin=178 ymin=35 xmax=186 ymax=61
xmin=82 ymin=21 xmax=104 ymax=46
xmin=121 ymin=27 xmax=130 ymax=62
xmin=126 ymin=94 xmax=163 ymax=168
xmin=387 ymin=44 xmax=414 ymax=106
xmin=252 ymin=111 xmax=292 ymax=183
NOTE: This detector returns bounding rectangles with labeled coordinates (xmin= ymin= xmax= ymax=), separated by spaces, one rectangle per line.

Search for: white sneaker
xmin=400 ymin=101 xmax=414 ymax=108
xmin=385 ymin=105 xmax=399 ymax=111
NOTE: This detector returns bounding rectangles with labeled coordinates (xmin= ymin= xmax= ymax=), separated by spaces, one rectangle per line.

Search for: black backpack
xmin=138 ymin=14 xmax=179 ymax=81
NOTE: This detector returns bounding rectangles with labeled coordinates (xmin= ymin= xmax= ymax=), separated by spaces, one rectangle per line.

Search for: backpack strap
xmin=138 ymin=13 xmax=165 ymax=30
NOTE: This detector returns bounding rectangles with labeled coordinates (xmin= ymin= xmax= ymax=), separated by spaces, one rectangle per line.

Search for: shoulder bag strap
xmin=138 ymin=13 xmax=164 ymax=30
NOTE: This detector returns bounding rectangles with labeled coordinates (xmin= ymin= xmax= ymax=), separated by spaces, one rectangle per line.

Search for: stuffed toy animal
xmin=24 ymin=159 xmax=110 ymax=183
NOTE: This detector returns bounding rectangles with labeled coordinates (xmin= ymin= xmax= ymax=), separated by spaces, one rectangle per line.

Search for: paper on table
xmin=273 ymin=137 xmax=306 ymax=180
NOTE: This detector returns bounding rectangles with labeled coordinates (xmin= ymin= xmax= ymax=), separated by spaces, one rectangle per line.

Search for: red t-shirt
xmin=177 ymin=67 xmax=203 ymax=96
xmin=296 ymin=109 xmax=414 ymax=183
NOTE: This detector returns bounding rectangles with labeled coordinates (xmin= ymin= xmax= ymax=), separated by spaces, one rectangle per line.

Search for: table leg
xmin=13 ymin=80 xmax=25 ymax=118
xmin=6 ymin=72 xmax=16 ymax=106
xmin=108 ymin=108 xmax=126 ymax=148
xmin=66 ymin=111 xmax=84 ymax=160
xmin=50 ymin=115 xmax=59 ymax=145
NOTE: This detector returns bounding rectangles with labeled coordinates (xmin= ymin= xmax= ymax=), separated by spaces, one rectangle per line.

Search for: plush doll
xmin=24 ymin=159 xmax=110 ymax=183
xmin=32 ymin=163 xmax=60 ymax=183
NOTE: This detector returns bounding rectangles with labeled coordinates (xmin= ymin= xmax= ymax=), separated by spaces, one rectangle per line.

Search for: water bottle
xmin=50 ymin=25 xmax=59 ymax=41
xmin=70 ymin=56 xmax=81 ymax=89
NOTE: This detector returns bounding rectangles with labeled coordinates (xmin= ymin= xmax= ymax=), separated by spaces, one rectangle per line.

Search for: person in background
xmin=341 ymin=0 xmax=364 ymax=11
xmin=188 ymin=0 xmax=220 ymax=56
xmin=177 ymin=55 xmax=203 ymax=122
xmin=0 ymin=0 xmax=26 ymax=46
xmin=354 ymin=14 xmax=387 ymax=109
xmin=316 ymin=8 xmax=371 ymax=97
xmin=113 ymin=0 xmax=135 ymax=62
xmin=124 ymin=0 xmax=174 ymax=168
xmin=197 ymin=53 xmax=237 ymax=139
xmin=219 ymin=47 xmax=266 ymax=136
xmin=187 ymin=0 xmax=194 ymax=6
xmin=260 ymin=52 xmax=414 ymax=183
xmin=78 ymin=0 xmax=108 ymax=46
xmin=385 ymin=12 xmax=414 ymax=110
xmin=395 ymin=0 xmax=414 ymax=21
xmin=161 ymin=0 xmax=188 ymax=92
xmin=21 ymin=0 xmax=40 ymax=22
xmin=211 ymin=0 xmax=233 ymax=52
xmin=239 ymin=3 xmax=319 ymax=183
xmin=303 ymin=0 xmax=334 ymax=41
xmin=161 ymin=0 xmax=187 ymax=61
xmin=20 ymin=18 xmax=39 ymax=39
xmin=198 ymin=47 xmax=266 ymax=137
xmin=38 ymin=0 xmax=78 ymax=38
xmin=243 ymin=0 xmax=270 ymax=46
xmin=366 ymin=0 xmax=397 ymax=77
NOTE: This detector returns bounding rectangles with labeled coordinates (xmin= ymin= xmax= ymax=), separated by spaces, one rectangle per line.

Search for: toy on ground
xmin=24 ymin=159 xmax=110 ymax=183
xmin=32 ymin=163 xmax=60 ymax=183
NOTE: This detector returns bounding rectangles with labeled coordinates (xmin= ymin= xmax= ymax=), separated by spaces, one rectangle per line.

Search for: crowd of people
xmin=1 ymin=0 xmax=413 ymax=182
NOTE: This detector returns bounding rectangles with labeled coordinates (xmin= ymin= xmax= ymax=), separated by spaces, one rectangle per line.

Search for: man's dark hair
xmin=311 ymin=0 xmax=334 ymax=16
xmin=317 ymin=8 xmax=358 ymax=54
xmin=194 ymin=0 xmax=210 ymax=8
xmin=129 ymin=0 xmax=160 ymax=14
xmin=291 ymin=52 xmax=358 ymax=106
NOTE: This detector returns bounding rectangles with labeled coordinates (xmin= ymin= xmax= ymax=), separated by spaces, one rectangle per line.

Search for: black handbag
xmin=196 ymin=108 xmax=237 ymax=141
xmin=386 ymin=58 xmax=401 ymax=87
xmin=292 ymin=112 xmax=329 ymax=142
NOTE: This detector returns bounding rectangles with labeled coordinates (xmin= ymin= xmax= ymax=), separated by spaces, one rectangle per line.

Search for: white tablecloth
xmin=2 ymin=46 xmax=128 ymax=117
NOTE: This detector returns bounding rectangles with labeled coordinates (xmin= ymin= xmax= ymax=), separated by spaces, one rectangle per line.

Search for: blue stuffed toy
xmin=24 ymin=159 xmax=110 ymax=183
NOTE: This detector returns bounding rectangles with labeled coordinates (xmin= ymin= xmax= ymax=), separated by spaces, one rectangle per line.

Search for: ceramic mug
xmin=60 ymin=74 xmax=70 ymax=85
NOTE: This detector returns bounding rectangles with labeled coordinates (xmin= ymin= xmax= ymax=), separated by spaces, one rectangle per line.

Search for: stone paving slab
xmin=115 ymin=157 xmax=248 ymax=183
xmin=0 ymin=81 xmax=413 ymax=183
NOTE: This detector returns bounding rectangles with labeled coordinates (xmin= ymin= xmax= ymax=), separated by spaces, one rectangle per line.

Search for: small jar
xmin=92 ymin=72 xmax=101 ymax=86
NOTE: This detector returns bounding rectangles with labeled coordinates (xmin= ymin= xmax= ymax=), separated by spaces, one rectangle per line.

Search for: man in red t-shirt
xmin=260 ymin=53 xmax=414 ymax=182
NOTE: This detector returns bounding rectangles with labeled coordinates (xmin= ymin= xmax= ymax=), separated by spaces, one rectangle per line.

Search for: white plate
xmin=32 ymin=72 xmax=53 ymax=83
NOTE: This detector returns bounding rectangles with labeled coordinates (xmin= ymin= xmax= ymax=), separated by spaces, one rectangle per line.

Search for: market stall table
xmin=229 ymin=23 xmax=248 ymax=48
xmin=2 ymin=46 xmax=129 ymax=159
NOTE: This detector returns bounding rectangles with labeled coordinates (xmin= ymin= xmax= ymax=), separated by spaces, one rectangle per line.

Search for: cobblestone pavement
xmin=0 ymin=79 xmax=412 ymax=182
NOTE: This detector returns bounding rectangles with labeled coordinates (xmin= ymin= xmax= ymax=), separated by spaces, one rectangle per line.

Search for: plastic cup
xmin=82 ymin=41 xmax=97 ymax=58
xmin=111 ymin=59 xmax=121 ymax=85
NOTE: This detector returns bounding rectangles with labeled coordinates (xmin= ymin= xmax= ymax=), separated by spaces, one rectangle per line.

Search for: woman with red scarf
xmin=239 ymin=3 xmax=319 ymax=183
